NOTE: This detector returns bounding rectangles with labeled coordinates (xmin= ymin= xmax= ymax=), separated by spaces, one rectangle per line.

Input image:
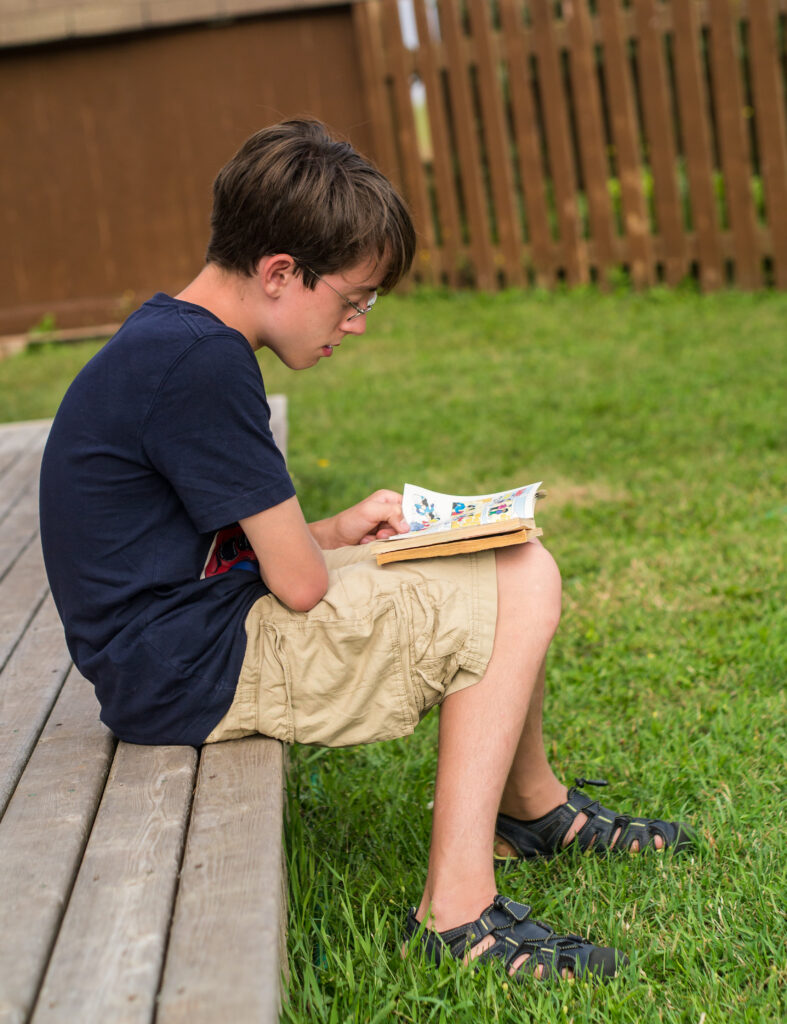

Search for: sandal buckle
xmin=574 ymin=777 xmax=609 ymax=789
xmin=494 ymin=895 xmax=531 ymax=922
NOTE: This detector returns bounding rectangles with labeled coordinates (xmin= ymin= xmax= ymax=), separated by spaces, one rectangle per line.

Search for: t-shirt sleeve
xmin=141 ymin=332 xmax=295 ymax=533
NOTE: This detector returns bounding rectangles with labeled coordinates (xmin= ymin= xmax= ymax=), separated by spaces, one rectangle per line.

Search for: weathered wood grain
xmin=0 ymin=667 xmax=114 ymax=1024
xmin=0 ymin=540 xmax=49 ymax=671
xmin=0 ymin=421 xmax=49 ymax=481
xmin=31 ymin=744 xmax=197 ymax=1024
xmin=0 ymin=442 xmax=46 ymax=526
xmin=0 ymin=594 xmax=72 ymax=817
xmin=0 ymin=476 xmax=44 ymax=582
xmin=156 ymin=737 xmax=287 ymax=1024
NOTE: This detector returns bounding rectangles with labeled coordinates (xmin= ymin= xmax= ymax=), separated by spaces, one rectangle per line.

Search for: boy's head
xmin=206 ymin=119 xmax=416 ymax=293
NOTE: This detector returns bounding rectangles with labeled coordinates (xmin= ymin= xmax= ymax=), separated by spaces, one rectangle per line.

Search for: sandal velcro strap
xmin=403 ymin=894 xmax=626 ymax=982
xmin=495 ymin=778 xmax=695 ymax=863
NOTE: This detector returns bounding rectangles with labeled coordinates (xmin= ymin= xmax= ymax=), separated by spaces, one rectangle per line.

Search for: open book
xmin=372 ymin=481 xmax=543 ymax=566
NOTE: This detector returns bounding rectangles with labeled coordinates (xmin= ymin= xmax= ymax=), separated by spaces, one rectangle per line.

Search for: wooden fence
xmin=353 ymin=0 xmax=787 ymax=290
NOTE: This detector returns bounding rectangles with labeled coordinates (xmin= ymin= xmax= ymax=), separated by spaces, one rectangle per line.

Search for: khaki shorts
xmin=204 ymin=545 xmax=498 ymax=747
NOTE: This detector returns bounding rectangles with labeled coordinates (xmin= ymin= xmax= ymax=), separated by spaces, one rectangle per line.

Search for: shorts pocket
xmin=258 ymin=600 xmax=415 ymax=747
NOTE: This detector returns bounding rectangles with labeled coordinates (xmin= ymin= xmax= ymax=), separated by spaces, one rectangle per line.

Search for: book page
xmin=386 ymin=481 xmax=543 ymax=542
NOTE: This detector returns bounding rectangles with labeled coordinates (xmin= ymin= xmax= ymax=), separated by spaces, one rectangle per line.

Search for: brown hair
xmin=206 ymin=119 xmax=415 ymax=293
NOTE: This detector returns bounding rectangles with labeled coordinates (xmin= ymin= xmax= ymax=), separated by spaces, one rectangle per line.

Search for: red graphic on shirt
xmin=202 ymin=524 xmax=259 ymax=578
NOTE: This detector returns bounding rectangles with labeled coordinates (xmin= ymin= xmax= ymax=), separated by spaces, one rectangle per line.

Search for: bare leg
xmin=413 ymin=540 xmax=566 ymax=974
xmin=495 ymin=642 xmax=661 ymax=855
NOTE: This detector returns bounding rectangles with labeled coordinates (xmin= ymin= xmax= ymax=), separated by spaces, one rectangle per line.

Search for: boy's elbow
xmin=271 ymin=567 xmax=329 ymax=613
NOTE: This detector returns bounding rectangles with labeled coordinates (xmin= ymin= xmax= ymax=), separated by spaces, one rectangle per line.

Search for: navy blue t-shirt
xmin=39 ymin=293 xmax=296 ymax=745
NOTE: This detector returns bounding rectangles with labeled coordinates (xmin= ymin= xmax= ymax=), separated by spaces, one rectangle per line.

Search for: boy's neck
xmin=176 ymin=264 xmax=263 ymax=350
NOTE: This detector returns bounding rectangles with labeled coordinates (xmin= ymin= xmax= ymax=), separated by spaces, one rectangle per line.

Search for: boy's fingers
xmin=369 ymin=489 xmax=404 ymax=504
xmin=364 ymin=499 xmax=408 ymax=532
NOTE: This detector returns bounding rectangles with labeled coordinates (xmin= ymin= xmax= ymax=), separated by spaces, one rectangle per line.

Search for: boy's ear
xmin=258 ymin=254 xmax=297 ymax=298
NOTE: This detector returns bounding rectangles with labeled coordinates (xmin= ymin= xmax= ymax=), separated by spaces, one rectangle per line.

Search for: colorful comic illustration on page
xmin=391 ymin=481 xmax=542 ymax=540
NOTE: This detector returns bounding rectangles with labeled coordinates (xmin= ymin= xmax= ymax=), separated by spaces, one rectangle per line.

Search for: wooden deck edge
xmin=156 ymin=736 xmax=288 ymax=1023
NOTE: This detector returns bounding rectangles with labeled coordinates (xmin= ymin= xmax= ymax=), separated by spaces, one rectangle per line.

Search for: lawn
xmin=3 ymin=286 xmax=785 ymax=1021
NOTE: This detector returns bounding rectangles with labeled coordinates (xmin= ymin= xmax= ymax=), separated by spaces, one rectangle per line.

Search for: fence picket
xmin=412 ymin=0 xmax=464 ymax=285
xmin=597 ymin=0 xmax=654 ymax=288
xmin=467 ymin=0 xmax=525 ymax=286
xmin=530 ymin=0 xmax=587 ymax=284
xmin=707 ymin=0 xmax=761 ymax=288
xmin=671 ymin=0 xmax=724 ymax=289
xmin=632 ymin=0 xmax=687 ymax=284
xmin=352 ymin=2 xmax=399 ymax=185
xmin=747 ymin=0 xmax=787 ymax=286
xmin=436 ymin=0 xmax=497 ymax=288
xmin=381 ymin=0 xmax=438 ymax=284
xmin=499 ymin=0 xmax=555 ymax=286
xmin=565 ymin=0 xmax=618 ymax=285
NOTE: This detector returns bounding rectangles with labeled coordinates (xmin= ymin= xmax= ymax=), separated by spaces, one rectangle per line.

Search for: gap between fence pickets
xmin=0 ymin=666 xmax=115 ymax=1024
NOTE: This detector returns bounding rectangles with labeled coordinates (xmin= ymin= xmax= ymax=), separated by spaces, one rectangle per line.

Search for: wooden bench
xmin=0 ymin=399 xmax=289 ymax=1024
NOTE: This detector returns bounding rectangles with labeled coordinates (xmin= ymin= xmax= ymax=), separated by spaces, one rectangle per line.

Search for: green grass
xmin=3 ymin=287 xmax=785 ymax=1021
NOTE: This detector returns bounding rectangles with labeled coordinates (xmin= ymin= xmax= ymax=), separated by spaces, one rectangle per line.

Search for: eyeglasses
xmin=302 ymin=266 xmax=377 ymax=321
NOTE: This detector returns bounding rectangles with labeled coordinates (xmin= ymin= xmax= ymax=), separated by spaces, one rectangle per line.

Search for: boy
xmin=40 ymin=119 xmax=692 ymax=985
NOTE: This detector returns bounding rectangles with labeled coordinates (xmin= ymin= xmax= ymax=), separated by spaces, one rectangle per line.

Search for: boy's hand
xmin=309 ymin=490 xmax=410 ymax=549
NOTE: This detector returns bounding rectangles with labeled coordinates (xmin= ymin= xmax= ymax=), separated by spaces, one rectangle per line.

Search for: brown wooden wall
xmin=0 ymin=5 xmax=373 ymax=335
xmin=355 ymin=0 xmax=787 ymax=291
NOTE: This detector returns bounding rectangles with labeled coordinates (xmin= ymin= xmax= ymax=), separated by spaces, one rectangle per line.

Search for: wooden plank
xmin=597 ymin=0 xmax=654 ymax=287
xmin=707 ymin=0 xmax=761 ymax=288
xmin=671 ymin=0 xmax=724 ymax=290
xmin=747 ymin=0 xmax=787 ymax=286
xmin=0 ymin=595 xmax=72 ymax=818
xmin=0 ymin=469 xmax=43 ymax=582
xmin=381 ymin=0 xmax=439 ymax=283
xmin=530 ymin=0 xmax=587 ymax=284
xmin=0 ymin=433 xmax=47 ymax=525
xmin=31 ymin=744 xmax=197 ymax=1024
xmin=352 ymin=2 xmax=401 ymax=190
xmin=413 ymin=0 xmax=465 ymax=285
xmin=0 ymin=667 xmax=114 ymax=1024
xmin=565 ymin=0 xmax=619 ymax=285
xmin=0 ymin=540 xmax=49 ymax=672
xmin=633 ymin=0 xmax=688 ymax=284
xmin=436 ymin=0 xmax=498 ymax=289
xmin=156 ymin=737 xmax=287 ymax=1024
xmin=499 ymin=0 xmax=555 ymax=286
xmin=468 ymin=0 xmax=525 ymax=286
xmin=0 ymin=421 xmax=48 ymax=480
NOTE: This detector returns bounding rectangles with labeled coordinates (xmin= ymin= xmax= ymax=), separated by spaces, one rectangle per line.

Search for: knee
xmin=496 ymin=540 xmax=562 ymax=636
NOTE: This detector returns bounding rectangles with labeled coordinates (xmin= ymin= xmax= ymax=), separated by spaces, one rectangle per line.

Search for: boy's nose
xmin=342 ymin=314 xmax=368 ymax=336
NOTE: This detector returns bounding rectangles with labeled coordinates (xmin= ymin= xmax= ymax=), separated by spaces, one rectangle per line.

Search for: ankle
xmin=416 ymin=888 xmax=497 ymax=933
xmin=499 ymin=779 xmax=567 ymax=821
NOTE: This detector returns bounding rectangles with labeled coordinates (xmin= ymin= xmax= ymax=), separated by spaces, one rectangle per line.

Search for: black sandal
xmin=495 ymin=778 xmax=695 ymax=864
xmin=403 ymin=894 xmax=626 ymax=982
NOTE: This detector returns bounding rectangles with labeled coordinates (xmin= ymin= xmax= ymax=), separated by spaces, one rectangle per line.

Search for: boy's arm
xmin=239 ymin=496 xmax=329 ymax=612
xmin=308 ymin=490 xmax=409 ymax=549
xmin=239 ymin=490 xmax=408 ymax=612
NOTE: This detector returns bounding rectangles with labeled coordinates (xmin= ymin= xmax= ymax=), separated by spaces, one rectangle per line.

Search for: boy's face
xmin=264 ymin=256 xmax=383 ymax=370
